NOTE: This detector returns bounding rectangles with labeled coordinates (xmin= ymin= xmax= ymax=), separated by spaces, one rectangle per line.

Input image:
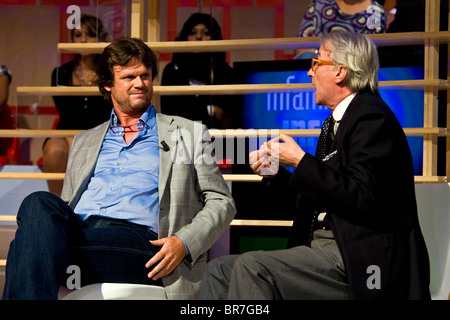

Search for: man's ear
xmin=334 ymin=66 xmax=347 ymax=84
xmin=103 ymin=85 xmax=112 ymax=92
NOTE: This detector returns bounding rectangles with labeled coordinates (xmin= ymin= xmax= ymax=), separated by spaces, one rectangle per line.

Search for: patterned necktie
xmin=315 ymin=114 xmax=335 ymax=161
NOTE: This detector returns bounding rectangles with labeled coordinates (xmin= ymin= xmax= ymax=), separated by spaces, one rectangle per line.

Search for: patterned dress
xmin=298 ymin=0 xmax=386 ymax=37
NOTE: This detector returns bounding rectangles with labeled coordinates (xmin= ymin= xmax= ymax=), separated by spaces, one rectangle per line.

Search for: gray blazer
xmin=61 ymin=112 xmax=236 ymax=300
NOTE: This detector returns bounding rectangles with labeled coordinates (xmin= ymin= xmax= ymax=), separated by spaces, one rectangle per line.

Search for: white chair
xmin=415 ymin=183 xmax=450 ymax=300
xmin=60 ymin=283 xmax=167 ymax=300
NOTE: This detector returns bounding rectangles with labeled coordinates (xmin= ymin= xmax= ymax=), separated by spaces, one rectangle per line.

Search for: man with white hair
xmin=200 ymin=30 xmax=431 ymax=300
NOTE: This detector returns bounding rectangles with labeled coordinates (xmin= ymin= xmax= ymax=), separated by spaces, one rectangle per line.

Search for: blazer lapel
xmin=157 ymin=113 xmax=176 ymax=202
xmin=84 ymin=122 xmax=109 ymax=175
xmin=68 ymin=122 xmax=109 ymax=208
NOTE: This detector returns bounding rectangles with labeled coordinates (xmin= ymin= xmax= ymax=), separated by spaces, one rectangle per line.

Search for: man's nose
xmin=134 ymin=76 xmax=144 ymax=87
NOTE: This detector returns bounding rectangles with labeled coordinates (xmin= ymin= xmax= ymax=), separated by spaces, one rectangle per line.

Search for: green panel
xmin=239 ymin=236 xmax=288 ymax=253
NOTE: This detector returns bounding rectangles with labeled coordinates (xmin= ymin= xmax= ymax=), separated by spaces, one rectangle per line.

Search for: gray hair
xmin=321 ymin=31 xmax=379 ymax=93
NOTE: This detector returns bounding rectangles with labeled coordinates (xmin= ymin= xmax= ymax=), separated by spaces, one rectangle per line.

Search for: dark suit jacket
xmin=279 ymin=90 xmax=430 ymax=299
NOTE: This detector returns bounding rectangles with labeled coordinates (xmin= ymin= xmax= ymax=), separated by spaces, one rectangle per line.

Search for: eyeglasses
xmin=311 ymin=58 xmax=336 ymax=72
xmin=109 ymin=121 xmax=148 ymax=134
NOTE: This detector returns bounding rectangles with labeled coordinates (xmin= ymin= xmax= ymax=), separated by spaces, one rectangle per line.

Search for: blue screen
xmin=238 ymin=63 xmax=424 ymax=175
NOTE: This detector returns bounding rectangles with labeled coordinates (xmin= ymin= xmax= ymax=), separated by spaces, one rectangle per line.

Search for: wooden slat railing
xmin=0 ymin=127 xmax=447 ymax=138
xmin=0 ymin=172 xmax=446 ymax=183
xmin=14 ymin=79 xmax=450 ymax=96
xmin=56 ymin=32 xmax=450 ymax=55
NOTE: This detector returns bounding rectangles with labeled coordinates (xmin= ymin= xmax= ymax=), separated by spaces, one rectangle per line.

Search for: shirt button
xmin=100 ymin=208 xmax=106 ymax=213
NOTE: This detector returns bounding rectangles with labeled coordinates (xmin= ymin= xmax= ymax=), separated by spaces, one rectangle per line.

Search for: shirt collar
xmin=333 ymin=93 xmax=355 ymax=122
xmin=110 ymin=104 xmax=157 ymax=130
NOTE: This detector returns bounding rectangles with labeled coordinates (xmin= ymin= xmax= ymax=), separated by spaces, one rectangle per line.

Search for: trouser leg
xmin=3 ymin=191 xmax=163 ymax=300
xmin=228 ymin=230 xmax=349 ymax=299
xmin=3 ymin=191 xmax=83 ymax=300
xmin=66 ymin=216 xmax=162 ymax=287
xmin=200 ymin=230 xmax=349 ymax=300
xmin=199 ymin=254 xmax=239 ymax=299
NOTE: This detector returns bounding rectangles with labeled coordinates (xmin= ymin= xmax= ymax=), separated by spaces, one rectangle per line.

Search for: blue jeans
xmin=3 ymin=191 xmax=162 ymax=300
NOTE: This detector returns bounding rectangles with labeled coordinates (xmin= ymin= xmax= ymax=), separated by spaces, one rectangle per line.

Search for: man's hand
xmin=249 ymin=134 xmax=305 ymax=177
xmin=145 ymin=236 xmax=186 ymax=281
xmin=249 ymin=148 xmax=278 ymax=178
xmin=270 ymin=134 xmax=305 ymax=167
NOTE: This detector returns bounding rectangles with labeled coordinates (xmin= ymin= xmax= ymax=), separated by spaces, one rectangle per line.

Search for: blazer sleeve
xmin=162 ymin=120 xmax=237 ymax=264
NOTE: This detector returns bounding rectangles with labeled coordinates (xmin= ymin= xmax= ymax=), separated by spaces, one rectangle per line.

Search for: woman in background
xmin=161 ymin=13 xmax=239 ymax=129
xmin=295 ymin=0 xmax=387 ymax=59
xmin=43 ymin=14 xmax=112 ymax=197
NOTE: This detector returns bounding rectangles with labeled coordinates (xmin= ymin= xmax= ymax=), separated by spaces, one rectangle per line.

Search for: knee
xmin=43 ymin=138 xmax=68 ymax=157
xmin=21 ymin=191 xmax=57 ymax=205
xmin=18 ymin=191 xmax=62 ymax=221
xmin=234 ymin=251 xmax=262 ymax=269
xmin=43 ymin=139 xmax=69 ymax=172
xmin=231 ymin=251 xmax=273 ymax=280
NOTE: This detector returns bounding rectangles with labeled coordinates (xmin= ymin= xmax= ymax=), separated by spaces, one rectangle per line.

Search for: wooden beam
xmin=423 ymin=0 xmax=441 ymax=177
xmin=15 ymin=79 xmax=449 ymax=96
xmin=57 ymin=32 xmax=450 ymax=55
xmin=0 ymin=128 xmax=447 ymax=139
xmin=230 ymin=219 xmax=293 ymax=227
xmin=131 ymin=0 xmax=145 ymax=39
xmin=0 ymin=172 xmax=446 ymax=183
xmin=0 ymin=172 xmax=65 ymax=180
xmin=0 ymin=127 xmax=447 ymax=139
xmin=148 ymin=0 xmax=160 ymax=42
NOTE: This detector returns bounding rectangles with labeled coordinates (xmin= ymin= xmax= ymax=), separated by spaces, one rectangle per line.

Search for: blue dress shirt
xmin=74 ymin=105 xmax=160 ymax=232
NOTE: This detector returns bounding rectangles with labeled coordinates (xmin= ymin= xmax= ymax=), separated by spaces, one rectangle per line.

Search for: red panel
xmin=0 ymin=0 xmax=36 ymax=5
xmin=10 ymin=106 xmax=57 ymax=116
xmin=40 ymin=0 xmax=90 ymax=5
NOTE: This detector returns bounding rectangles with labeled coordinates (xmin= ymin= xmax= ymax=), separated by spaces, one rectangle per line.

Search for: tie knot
xmin=326 ymin=114 xmax=335 ymax=126
xmin=322 ymin=114 xmax=335 ymax=136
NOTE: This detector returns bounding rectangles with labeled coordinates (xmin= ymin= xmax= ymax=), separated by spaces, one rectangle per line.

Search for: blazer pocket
xmin=323 ymin=149 xmax=343 ymax=172
xmin=322 ymin=150 xmax=338 ymax=162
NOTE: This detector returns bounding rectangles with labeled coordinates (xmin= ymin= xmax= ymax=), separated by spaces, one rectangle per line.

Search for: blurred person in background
xmin=43 ymin=14 xmax=112 ymax=197
xmin=161 ymin=12 xmax=239 ymax=129
xmin=295 ymin=0 xmax=386 ymax=59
